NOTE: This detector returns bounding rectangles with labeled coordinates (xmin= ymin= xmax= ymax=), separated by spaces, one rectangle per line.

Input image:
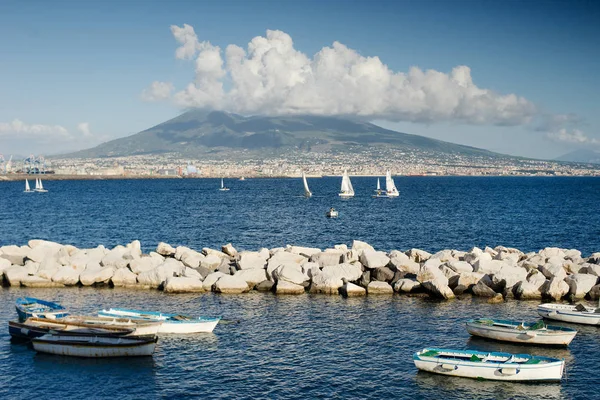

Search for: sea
xmin=1 ymin=176 xmax=599 ymax=399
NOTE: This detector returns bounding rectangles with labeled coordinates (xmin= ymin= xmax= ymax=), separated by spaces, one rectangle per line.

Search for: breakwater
xmin=2 ymin=239 xmax=599 ymax=302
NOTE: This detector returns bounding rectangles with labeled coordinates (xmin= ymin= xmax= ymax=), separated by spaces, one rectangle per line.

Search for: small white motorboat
xmin=414 ymin=348 xmax=565 ymax=381
xmin=32 ymin=334 xmax=158 ymax=358
xmin=466 ymin=318 xmax=577 ymax=346
xmin=98 ymin=308 xmax=220 ymax=334
xmin=538 ymin=302 xmax=600 ymax=325
xmin=326 ymin=208 xmax=338 ymax=218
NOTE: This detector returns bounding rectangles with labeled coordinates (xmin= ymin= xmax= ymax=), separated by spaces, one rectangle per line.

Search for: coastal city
xmin=1 ymin=147 xmax=599 ymax=179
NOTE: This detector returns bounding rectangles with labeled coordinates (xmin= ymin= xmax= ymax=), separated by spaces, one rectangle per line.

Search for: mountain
xmin=555 ymin=149 xmax=600 ymax=164
xmin=61 ymin=110 xmax=501 ymax=159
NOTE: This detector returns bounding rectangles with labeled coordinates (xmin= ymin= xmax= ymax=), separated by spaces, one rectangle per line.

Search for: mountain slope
xmin=62 ymin=110 xmax=501 ymax=158
xmin=555 ymin=149 xmax=600 ymax=164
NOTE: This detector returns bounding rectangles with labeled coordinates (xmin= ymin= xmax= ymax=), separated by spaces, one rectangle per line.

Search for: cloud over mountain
xmin=145 ymin=25 xmax=537 ymax=126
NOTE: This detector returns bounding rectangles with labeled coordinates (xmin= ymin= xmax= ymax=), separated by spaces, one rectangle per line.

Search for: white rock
xmin=0 ymin=245 xmax=28 ymax=265
xmin=164 ymin=276 xmax=204 ymax=293
xmin=440 ymin=266 xmax=459 ymax=280
xmin=309 ymin=272 xmax=343 ymax=294
xmin=214 ymin=275 xmax=249 ymax=294
xmin=342 ymin=250 xmax=360 ymax=264
xmin=4 ymin=266 xmax=28 ymax=286
xmin=367 ymin=281 xmax=394 ymax=294
xmin=514 ymin=281 xmax=542 ymax=300
xmin=565 ymin=274 xmax=599 ymax=299
xmin=339 ymin=281 xmax=366 ymax=297
xmin=473 ymin=259 xmax=505 ymax=275
xmin=393 ymin=279 xmax=421 ymax=293
xmin=180 ymin=251 xmax=205 ymax=269
xmin=101 ymin=247 xmax=129 ymax=269
xmin=26 ymin=244 xmax=61 ymax=263
xmin=416 ymin=264 xmax=448 ymax=285
xmin=37 ymin=258 xmax=61 ymax=280
xmin=237 ymin=252 xmax=268 ymax=270
xmin=301 ymin=262 xmax=321 ymax=278
xmin=258 ymin=248 xmax=271 ymax=260
xmin=484 ymin=246 xmax=498 ymax=257
xmin=174 ymin=246 xmax=193 ymax=261
xmin=21 ymin=275 xmax=64 ymax=288
xmin=449 ymin=272 xmax=486 ymax=290
xmin=202 ymin=272 xmax=225 ymax=291
xmin=111 ymin=268 xmax=138 ymax=287
xmin=564 ymin=249 xmax=582 ymax=260
xmin=28 ymin=239 xmax=62 ymax=250
xmin=359 ymin=250 xmax=390 ymax=269
xmin=583 ymin=264 xmax=600 ymax=276
xmin=463 ymin=247 xmax=484 ymax=264
xmin=447 ymin=260 xmax=473 ymax=273
xmin=430 ymin=250 xmax=455 ymax=262
xmin=156 ymin=242 xmax=176 ymax=257
xmin=406 ymin=248 xmax=432 ymax=263
xmin=527 ymin=271 xmax=547 ymax=289
xmin=334 ymin=244 xmax=348 ymax=251
xmin=422 ymin=279 xmax=455 ymax=299
xmin=220 ymin=243 xmax=237 ymax=258
xmin=51 ymin=267 xmax=80 ymax=286
xmin=287 ymin=246 xmax=321 ymax=257
xmin=351 ymin=240 xmax=375 ymax=254
xmin=272 ymin=264 xmax=308 ymax=285
xmin=275 ymin=280 xmax=305 ymax=295
xmin=234 ymin=269 xmax=267 ymax=287
xmin=494 ymin=251 xmax=520 ymax=266
xmin=137 ymin=265 xmax=175 ymax=289
xmin=541 ymin=278 xmax=569 ymax=301
xmin=183 ymin=267 xmax=203 ymax=279
xmin=539 ymin=263 xmax=567 ymax=280
xmin=310 ymin=251 xmax=342 ymax=268
xmin=80 ymin=266 xmax=115 ymax=286
xmin=130 ymin=256 xmax=162 ymax=274
xmin=492 ymin=266 xmax=528 ymax=290
xmin=202 ymin=247 xmax=230 ymax=259
xmin=539 ymin=247 xmax=566 ymax=259
xmin=200 ymin=254 xmax=223 ymax=270
xmin=0 ymin=258 xmax=12 ymax=274
xmin=389 ymin=256 xmax=420 ymax=275
xmin=321 ymin=263 xmax=363 ymax=282
xmin=24 ymin=261 xmax=40 ymax=275
xmin=266 ymin=252 xmax=307 ymax=279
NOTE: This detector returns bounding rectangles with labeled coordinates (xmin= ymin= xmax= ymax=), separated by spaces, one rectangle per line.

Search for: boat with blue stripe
xmin=15 ymin=297 xmax=69 ymax=322
xmin=413 ymin=348 xmax=564 ymax=381
xmin=98 ymin=308 xmax=220 ymax=334
xmin=466 ymin=318 xmax=577 ymax=346
xmin=538 ymin=303 xmax=600 ymax=325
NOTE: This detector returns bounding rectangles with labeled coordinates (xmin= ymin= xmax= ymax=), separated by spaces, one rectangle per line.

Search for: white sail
xmin=35 ymin=178 xmax=40 ymax=190
xmin=39 ymin=179 xmax=44 ymax=190
xmin=339 ymin=169 xmax=354 ymax=197
xmin=25 ymin=179 xmax=31 ymax=192
xmin=302 ymin=172 xmax=312 ymax=197
xmin=385 ymin=170 xmax=399 ymax=197
xmin=377 ymin=178 xmax=380 ymax=191
xmin=221 ymin=178 xmax=224 ymax=189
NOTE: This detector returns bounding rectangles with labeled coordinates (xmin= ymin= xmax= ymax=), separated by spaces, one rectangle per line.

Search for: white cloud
xmin=150 ymin=26 xmax=537 ymax=126
xmin=0 ymin=119 xmax=70 ymax=139
xmin=547 ymin=128 xmax=599 ymax=145
xmin=141 ymin=81 xmax=174 ymax=102
xmin=77 ymin=122 xmax=93 ymax=137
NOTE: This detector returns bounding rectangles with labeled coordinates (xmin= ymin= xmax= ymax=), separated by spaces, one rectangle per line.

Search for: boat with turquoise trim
xmin=466 ymin=318 xmax=577 ymax=346
xmin=98 ymin=308 xmax=220 ymax=334
xmin=15 ymin=297 xmax=69 ymax=322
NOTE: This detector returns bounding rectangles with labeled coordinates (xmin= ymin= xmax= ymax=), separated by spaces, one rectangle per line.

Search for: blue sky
xmin=0 ymin=0 xmax=598 ymax=158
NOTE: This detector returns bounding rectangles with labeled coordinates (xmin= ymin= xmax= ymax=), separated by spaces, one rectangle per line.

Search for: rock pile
xmin=2 ymin=240 xmax=600 ymax=302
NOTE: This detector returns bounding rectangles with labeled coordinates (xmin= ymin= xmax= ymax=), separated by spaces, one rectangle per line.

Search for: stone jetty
xmin=2 ymin=239 xmax=600 ymax=302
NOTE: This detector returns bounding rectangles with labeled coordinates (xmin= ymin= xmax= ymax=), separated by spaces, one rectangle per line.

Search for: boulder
xmin=588 ymin=284 xmax=600 ymax=300
xmin=358 ymin=270 xmax=371 ymax=288
xmin=430 ymin=250 xmax=455 ymax=263
xmin=156 ymin=242 xmax=176 ymax=257
xmin=51 ymin=267 xmax=80 ymax=286
xmin=237 ymin=252 xmax=268 ymax=270
xmin=200 ymin=254 xmax=222 ymax=270
xmin=393 ymin=279 xmax=421 ymax=293
xmin=359 ymin=250 xmax=390 ymax=269
xmin=472 ymin=259 xmax=505 ymax=274
xmin=111 ymin=268 xmax=138 ymax=287
xmin=0 ymin=245 xmax=27 ymax=266
xmin=80 ymin=266 xmax=115 ymax=286
xmin=463 ymin=247 xmax=484 ymax=264
xmin=565 ymin=274 xmax=598 ymax=299
xmin=4 ymin=266 xmax=28 ymax=286
xmin=221 ymin=243 xmax=238 ymax=258
xmin=130 ymin=256 xmax=162 ymax=274
xmin=202 ymin=247 xmax=230 ymax=259
xmin=539 ymin=247 xmax=566 ymax=259
xmin=180 ymin=251 xmax=205 ymax=269
xmin=472 ymin=281 xmax=497 ymax=298
xmin=26 ymin=244 xmax=60 ymax=263
xmin=310 ymin=251 xmax=342 ymax=268
xmin=492 ymin=266 xmax=528 ymax=291
xmin=367 ymin=281 xmax=394 ymax=295
xmin=0 ymin=257 xmax=11 ymax=274
xmin=371 ymin=266 xmax=395 ymax=282
xmin=183 ymin=267 xmax=203 ymax=279
xmin=321 ymin=263 xmax=363 ymax=282
xmin=137 ymin=265 xmax=174 ymax=289
xmin=494 ymin=251 xmax=520 ymax=266
xmin=21 ymin=275 xmax=65 ymax=288
xmin=214 ymin=275 xmax=249 ymax=294
xmin=272 ymin=265 xmax=308 ymax=285
xmin=447 ymin=261 xmax=473 ymax=274
xmin=541 ymin=278 xmax=570 ymax=301
xmin=334 ymin=244 xmax=348 ymax=251
xmin=301 ymin=262 xmax=321 ymax=279
xmin=342 ymin=250 xmax=360 ymax=264
xmin=266 ymin=252 xmax=307 ymax=279
xmin=440 ymin=266 xmax=459 ymax=280
xmin=484 ymin=246 xmax=498 ymax=257
xmin=234 ymin=269 xmax=267 ymax=287
xmin=255 ymin=280 xmax=275 ymax=292
xmin=174 ymin=246 xmax=193 ymax=261
xmin=527 ymin=271 xmax=547 ymax=289
xmin=422 ymin=279 xmax=455 ymax=300
xmin=275 ymin=280 xmax=305 ymax=295
xmin=406 ymin=248 xmax=431 ymax=263
xmin=539 ymin=263 xmax=567 ymax=280
xmin=582 ymin=264 xmax=600 ymax=276
xmin=416 ymin=264 xmax=448 ymax=285
xmin=514 ymin=281 xmax=543 ymax=300
xmin=287 ymin=246 xmax=321 ymax=257
xmin=37 ymin=258 xmax=61 ymax=280
xmin=449 ymin=272 xmax=486 ymax=293
xmin=309 ymin=272 xmax=343 ymax=294
xmin=351 ymin=240 xmax=375 ymax=254
xmin=24 ymin=261 xmax=40 ymax=275
xmin=101 ymin=249 xmax=128 ymax=269
xmin=202 ymin=272 xmax=226 ymax=291
xmin=164 ymin=277 xmax=204 ymax=293
xmin=339 ymin=281 xmax=366 ymax=297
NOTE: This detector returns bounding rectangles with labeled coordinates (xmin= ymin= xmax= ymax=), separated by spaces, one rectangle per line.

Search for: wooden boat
xmin=32 ymin=334 xmax=158 ymax=358
xmin=538 ymin=303 xmax=600 ymax=325
xmin=8 ymin=318 xmax=134 ymax=340
xmin=466 ymin=318 xmax=577 ymax=346
xmin=15 ymin=297 xmax=69 ymax=322
xmin=98 ymin=308 xmax=220 ymax=334
xmin=60 ymin=315 xmax=162 ymax=337
xmin=413 ymin=348 xmax=565 ymax=381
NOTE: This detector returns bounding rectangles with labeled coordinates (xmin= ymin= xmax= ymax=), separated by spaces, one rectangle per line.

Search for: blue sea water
xmin=1 ymin=176 xmax=600 ymax=399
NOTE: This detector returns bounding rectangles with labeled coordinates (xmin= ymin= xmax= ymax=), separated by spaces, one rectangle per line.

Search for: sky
xmin=0 ymin=0 xmax=598 ymax=159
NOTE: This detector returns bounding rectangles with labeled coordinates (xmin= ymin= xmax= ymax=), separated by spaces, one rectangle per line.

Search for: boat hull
xmin=32 ymin=335 xmax=157 ymax=358
xmin=60 ymin=316 xmax=162 ymax=337
xmin=98 ymin=309 xmax=220 ymax=333
xmin=538 ymin=304 xmax=600 ymax=325
xmin=466 ymin=322 xmax=576 ymax=346
xmin=9 ymin=319 xmax=133 ymax=340
xmin=15 ymin=297 xmax=69 ymax=322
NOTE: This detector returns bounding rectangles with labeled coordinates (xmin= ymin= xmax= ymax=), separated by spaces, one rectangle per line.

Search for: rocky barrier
xmin=2 ymin=240 xmax=600 ymax=302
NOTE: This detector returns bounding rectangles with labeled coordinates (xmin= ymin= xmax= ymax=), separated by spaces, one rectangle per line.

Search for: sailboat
xmin=373 ymin=177 xmax=385 ymax=198
xmin=339 ymin=169 xmax=354 ymax=198
xmin=302 ymin=172 xmax=312 ymax=197
xmin=385 ymin=170 xmax=399 ymax=197
xmin=24 ymin=179 xmax=33 ymax=193
xmin=219 ymin=178 xmax=230 ymax=191
xmin=36 ymin=178 xmax=48 ymax=193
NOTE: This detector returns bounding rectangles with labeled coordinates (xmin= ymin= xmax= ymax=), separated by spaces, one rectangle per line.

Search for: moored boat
xmin=325 ymin=207 xmax=338 ymax=218
xmin=413 ymin=348 xmax=565 ymax=381
xmin=466 ymin=318 xmax=577 ymax=346
xmin=8 ymin=318 xmax=134 ymax=340
xmin=60 ymin=315 xmax=162 ymax=337
xmin=98 ymin=308 xmax=220 ymax=334
xmin=32 ymin=334 xmax=158 ymax=358
xmin=15 ymin=297 xmax=69 ymax=322
xmin=538 ymin=303 xmax=600 ymax=325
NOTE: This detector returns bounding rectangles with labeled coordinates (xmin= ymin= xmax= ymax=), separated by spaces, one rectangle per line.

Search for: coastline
xmin=2 ymin=240 xmax=599 ymax=303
